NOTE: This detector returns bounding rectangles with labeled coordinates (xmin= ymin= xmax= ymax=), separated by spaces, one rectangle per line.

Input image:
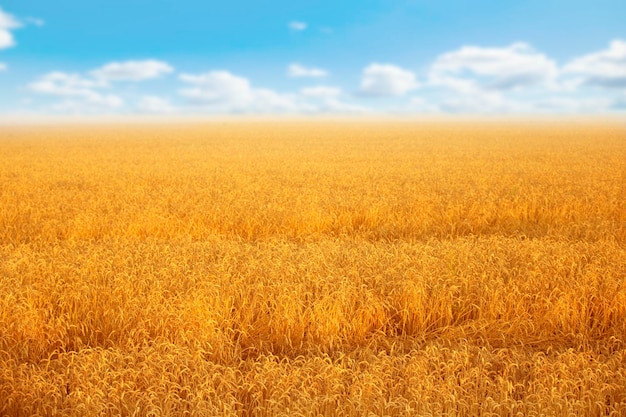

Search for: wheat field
xmin=1 ymin=121 xmax=625 ymax=416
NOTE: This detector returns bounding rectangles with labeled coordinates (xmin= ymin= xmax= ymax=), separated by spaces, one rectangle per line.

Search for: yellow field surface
xmin=1 ymin=122 xmax=625 ymax=416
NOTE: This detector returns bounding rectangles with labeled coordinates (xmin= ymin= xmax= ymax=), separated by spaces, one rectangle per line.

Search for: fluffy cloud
xmin=179 ymin=71 xmax=255 ymax=106
xmin=138 ymin=96 xmax=176 ymax=113
xmin=438 ymin=91 xmax=526 ymax=113
xmin=430 ymin=42 xmax=558 ymax=91
xmin=315 ymin=98 xmax=368 ymax=113
xmin=27 ymin=60 xmax=176 ymax=113
xmin=51 ymin=96 xmax=124 ymax=113
xmin=288 ymin=63 xmax=328 ymax=78
xmin=562 ymin=40 xmax=626 ymax=89
xmin=179 ymin=70 xmax=299 ymax=112
xmin=0 ymin=7 xmax=21 ymax=49
xmin=29 ymin=72 xmax=105 ymax=96
xmin=358 ymin=63 xmax=419 ymax=97
xmin=91 ymin=60 xmax=174 ymax=82
xmin=297 ymin=85 xmax=366 ymax=113
xmin=28 ymin=72 xmax=123 ymax=111
xmin=178 ymin=70 xmax=365 ymax=114
xmin=0 ymin=62 xmax=6 ymax=71
xmin=289 ymin=21 xmax=307 ymax=31
xmin=300 ymin=86 xmax=342 ymax=98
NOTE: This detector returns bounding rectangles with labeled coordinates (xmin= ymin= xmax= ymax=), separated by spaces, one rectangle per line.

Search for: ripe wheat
xmin=0 ymin=121 xmax=625 ymax=416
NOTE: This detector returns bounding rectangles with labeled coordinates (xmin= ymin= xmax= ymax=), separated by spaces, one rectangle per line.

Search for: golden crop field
xmin=1 ymin=121 xmax=625 ymax=416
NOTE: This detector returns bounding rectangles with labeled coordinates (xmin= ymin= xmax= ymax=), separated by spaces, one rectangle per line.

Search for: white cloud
xmin=430 ymin=42 xmax=558 ymax=91
xmin=51 ymin=95 xmax=124 ymax=113
xmin=300 ymin=85 xmax=342 ymax=98
xmin=138 ymin=96 xmax=176 ymax=113
xmin=438 ymin=91 xmax=526 ymax=113
xmin=428 ymin=75 xmax=479 ymax=94
xmin=297 ymin=85 xmax=366 ymax=113
xmin=250 ymin=88 xmax=299 ymax=111
xmin=0 ymin=31 xmax=12 ymax=49
xmin=179 ymin=70 xmax=299 ymax=112
xmin=91 ymin=60 xmax=174 ymax=82
xmin=288 ymin=63 xmax=328 ymax=78
xmin=289 ymin=21 xmax=307 ymax=31
xmin=178 ymin=70 xmax=364 ymax=114
xmin=28 ymin=72 xmax=123 ymax=112
xmin=407 ymin=97 xmax=440 ymax=113
xmin=315 ymin=98 xmax=369 ymax=113
xmin=0 ymin=63 xmax=6 ymax=71
xmin=358 ymin=63 xmax=419 ymax=97
xmin=562 ymin=40 xmax=626 ymax=89
xmin=25 ymin=17 xmax=44 ymax=27
xmin=28 ymin=61 xmax=179 ymax=114
xmin=29 ymin=72 xmax=105 ymax=96
xmin=179 ymin=71 xmax=252 ymax=107
xmin=533 ymin=96 xmax=613 ymax=112
xmin=422 ymin=42 xmax=592 ymax=113
xmin=0 ymin=7 xmax=21 ymax=49
xmin=432 ymin=92 xmax=612 ymax=114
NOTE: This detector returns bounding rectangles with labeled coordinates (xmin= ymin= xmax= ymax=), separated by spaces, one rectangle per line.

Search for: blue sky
xmin=1 ymin=0 xmax=625 ymax=116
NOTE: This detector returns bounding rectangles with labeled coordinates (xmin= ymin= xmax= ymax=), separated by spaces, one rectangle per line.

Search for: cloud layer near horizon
xmin=14 ymin=39 xmax=626 ymax=115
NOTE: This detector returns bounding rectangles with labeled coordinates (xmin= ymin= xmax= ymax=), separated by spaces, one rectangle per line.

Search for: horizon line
xmin=1 ymin=113 xmax=625 ymax=126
